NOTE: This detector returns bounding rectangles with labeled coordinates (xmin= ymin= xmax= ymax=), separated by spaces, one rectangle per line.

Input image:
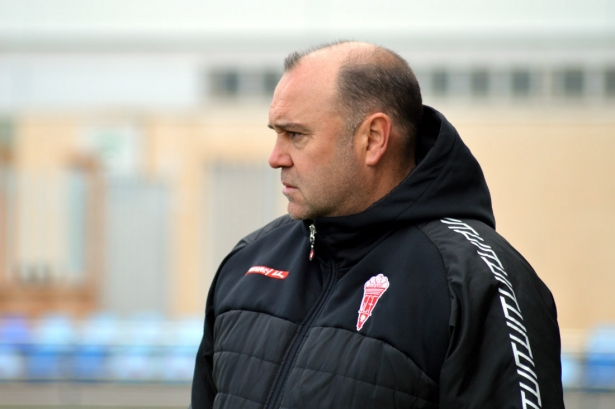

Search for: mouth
xmin=282 ymin=181 xmax=298 ymax=195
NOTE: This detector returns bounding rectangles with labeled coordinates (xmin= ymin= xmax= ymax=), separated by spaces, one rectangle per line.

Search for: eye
xmin=288 ymin=131 xmax=303 ymax=140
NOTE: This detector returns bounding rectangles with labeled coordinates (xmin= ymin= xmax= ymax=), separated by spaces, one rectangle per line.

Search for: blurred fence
xmin=561 ymin=326 xmax=615 ymax=392
xmin=1 ymin=313 xmax=615 ymax=390
xmin=0 ymin=313 xmax=202 ymax=383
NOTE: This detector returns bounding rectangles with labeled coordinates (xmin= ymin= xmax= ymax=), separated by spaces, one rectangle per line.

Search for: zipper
xmin=265 ymin=258 xmax=336 ymax=409
xmin=309 ymin=223 xmax=317 ymax=261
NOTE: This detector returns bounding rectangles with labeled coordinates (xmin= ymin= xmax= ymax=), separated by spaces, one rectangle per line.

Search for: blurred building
xmin=0 ymin=1 xmax=613 ymax=343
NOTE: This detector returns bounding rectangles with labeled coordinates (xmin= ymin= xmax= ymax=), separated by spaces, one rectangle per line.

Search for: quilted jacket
xmin=191 ymin=106 xmax=564 ymax=409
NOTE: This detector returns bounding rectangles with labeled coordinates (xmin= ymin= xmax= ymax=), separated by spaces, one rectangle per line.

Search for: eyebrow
xmin=267 ymin=122 xmax=311 ymax=133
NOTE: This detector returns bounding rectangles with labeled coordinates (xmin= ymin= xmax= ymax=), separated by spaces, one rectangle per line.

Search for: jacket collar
xmin=300 ymin=106 xmax=494 ymax=268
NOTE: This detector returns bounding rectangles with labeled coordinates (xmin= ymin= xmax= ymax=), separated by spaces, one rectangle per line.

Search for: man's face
xmin=268 ymin=59 xmax=365 ymax=220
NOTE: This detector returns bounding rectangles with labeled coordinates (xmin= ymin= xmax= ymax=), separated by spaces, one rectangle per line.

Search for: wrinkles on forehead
xmin=269 ymin=58 xmax=340 ymax=129
xmin=270 ymin=42 xmax=389 ymax=135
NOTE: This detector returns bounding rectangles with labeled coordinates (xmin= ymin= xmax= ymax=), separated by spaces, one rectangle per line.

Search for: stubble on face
xmin=283 ymin=133 xmax=364 ymax=221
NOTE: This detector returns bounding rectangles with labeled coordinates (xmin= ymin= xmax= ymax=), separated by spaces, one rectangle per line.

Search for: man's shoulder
xmin=213 ymin=214 xmax=297 ymax=279
xmin=418 ymin=218 xmax=556 ymax=306
xmin=420 ymin=218 xmax=509 ymax=254
xmin=418 ymin=217 xmax=535 ymax=280
xmin=234 ymin=214 xmax=296 ymax=250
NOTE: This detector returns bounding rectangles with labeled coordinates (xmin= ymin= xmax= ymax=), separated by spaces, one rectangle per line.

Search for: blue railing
xmin=0 ymin=313 xmax=202 ymax=383
xmin=561 ymin=326 xmax=615 ymax=391
xmin=1 ymin=313 xmax=614 ymax=390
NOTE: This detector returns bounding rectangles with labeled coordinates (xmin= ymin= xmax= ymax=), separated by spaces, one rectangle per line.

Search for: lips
xmin=282 ymin=182 xmax=298 ymax=195
xmin=281 ymin=170 xmax=298 ymax=195
xmin=283 ymin=181 xmax=296 ymax=188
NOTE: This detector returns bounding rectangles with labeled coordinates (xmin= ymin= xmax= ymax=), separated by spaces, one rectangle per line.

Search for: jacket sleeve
xmin=433 ymin=219 xmax=564 ymax=409
xmin=190 ymin=226 xmax=264 ymax=409
xmin=191 ymin=276 xmax=218 ymax=409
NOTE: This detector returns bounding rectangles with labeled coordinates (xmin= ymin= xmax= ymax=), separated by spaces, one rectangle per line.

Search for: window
xmin=239 ymin=71 xmax=264 ymax=96
xmin=15 ymin=165 xmax=99 ymax=285
xmin=82 ymin=125 xmax=141 ymax=177
xmin=470 ymin=69 xmax=489 ymax=96
xmin=0 ymin=145 xmax=13 ymax=281
xmin=66 ymin=168 xmax=88 ymax=279
xmin=0 ymin=142 xmax=103 ymax=315
xmin=209 ymin=69 xmax=282 ymax=99
xmin=605 ymin=69 xmax=615 ymax=97
xmin=264 ymin=71 xmax=282 ymax=97
xmin=206 ymin=163 xmax=282 ymax=275
xmin=431 ymin=70 xmax=449 ymax=96
xmin=511 ymin=70 xmax=532 ymax=96
xmin=0 ymin=120 xmax=14 ymax=149
xmin=103 ymin=178 xmax=170 ymax=314
xmin=210 ymin=70 xmax=240 ymax=97
xmin=561 ymin=69 xmax=584 ymax=96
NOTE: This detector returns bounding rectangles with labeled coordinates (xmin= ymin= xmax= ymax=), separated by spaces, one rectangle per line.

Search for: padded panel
xmin=213 ymin=310 xmax=299 ymax=406
xmin=281 ymin=326 xmax=439 ymax=409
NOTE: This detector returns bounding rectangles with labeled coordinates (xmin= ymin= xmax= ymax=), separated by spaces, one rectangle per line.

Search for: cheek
xmin=312 ymin=163 xmax=344 ymax=196
xmin=295 ymin=147 xmax=343 ymax=194
xmin=296 ymin=167 xmax=328 ymax=203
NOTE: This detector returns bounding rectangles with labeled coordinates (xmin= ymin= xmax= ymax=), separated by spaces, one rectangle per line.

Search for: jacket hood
xmin=304 ymin=105 xmax=495 ymax=266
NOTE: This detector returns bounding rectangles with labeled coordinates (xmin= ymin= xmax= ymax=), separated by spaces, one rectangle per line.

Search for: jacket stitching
xmin=215 ymin=391 xmax=266 ymax=406
xmin=214 ymin=349 xmax=282 ymax=367
xmin=290 ymin=365 xmax=438 ymax=404
xmin=310 ymin=325 xmax=437 ymax=385
xmin=417 ymin=220 xmax=458 ymax=358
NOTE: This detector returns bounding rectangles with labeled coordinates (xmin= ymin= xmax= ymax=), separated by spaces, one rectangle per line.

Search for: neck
xmin=354 ymin=159 xmax=414 ymax=215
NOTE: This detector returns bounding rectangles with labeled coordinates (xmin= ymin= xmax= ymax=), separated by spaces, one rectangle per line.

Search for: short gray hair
xmin=284 ymin=41 xmax=423 ymax=157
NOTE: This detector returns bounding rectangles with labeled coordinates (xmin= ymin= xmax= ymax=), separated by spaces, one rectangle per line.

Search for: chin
xmin=287 ymin=204 xmax=311 ymax=221
xmin=288 ymin=211 xmax=309 ymax=221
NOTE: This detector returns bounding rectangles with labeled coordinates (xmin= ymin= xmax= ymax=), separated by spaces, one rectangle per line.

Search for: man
xmin=191 ymin=41 xmax=564 ymax=409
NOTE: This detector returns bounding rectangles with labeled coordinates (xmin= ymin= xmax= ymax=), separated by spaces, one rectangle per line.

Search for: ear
xmin=355 ymin=113 xmax=392 ymax=167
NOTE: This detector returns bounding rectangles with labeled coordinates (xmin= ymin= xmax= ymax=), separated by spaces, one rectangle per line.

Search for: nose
xmin=268 ymin=136 xmax=293 ymax=169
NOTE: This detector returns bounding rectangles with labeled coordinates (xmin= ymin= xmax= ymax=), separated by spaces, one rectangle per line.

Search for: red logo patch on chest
xmin=245 ymin=266 xmax=289 ymax=280
xmin=357 ymin=274 xmax=390 ymax=331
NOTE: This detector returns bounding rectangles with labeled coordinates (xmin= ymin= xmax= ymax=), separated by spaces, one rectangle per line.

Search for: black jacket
xmin=191 ymin=106 xmax=564 ymax=409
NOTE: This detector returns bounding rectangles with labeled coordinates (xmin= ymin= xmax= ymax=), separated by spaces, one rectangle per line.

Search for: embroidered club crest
xmin=356 ymin=274 xmax=390 ymax=331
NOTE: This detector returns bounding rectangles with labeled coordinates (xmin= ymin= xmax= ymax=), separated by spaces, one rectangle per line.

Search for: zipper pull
xmin=309 ymin=223 xmax=317 ymax=261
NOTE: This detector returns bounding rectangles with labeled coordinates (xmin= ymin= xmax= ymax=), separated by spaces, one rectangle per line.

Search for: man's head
xmin=284 ymin=41 xmax=423 ymax=154
xmin=268 ymin=41 xmax=422 ymax=220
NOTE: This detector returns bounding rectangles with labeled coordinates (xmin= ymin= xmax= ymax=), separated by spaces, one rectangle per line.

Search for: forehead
xmin=269 ymin=58 xmax=339 ymax=124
